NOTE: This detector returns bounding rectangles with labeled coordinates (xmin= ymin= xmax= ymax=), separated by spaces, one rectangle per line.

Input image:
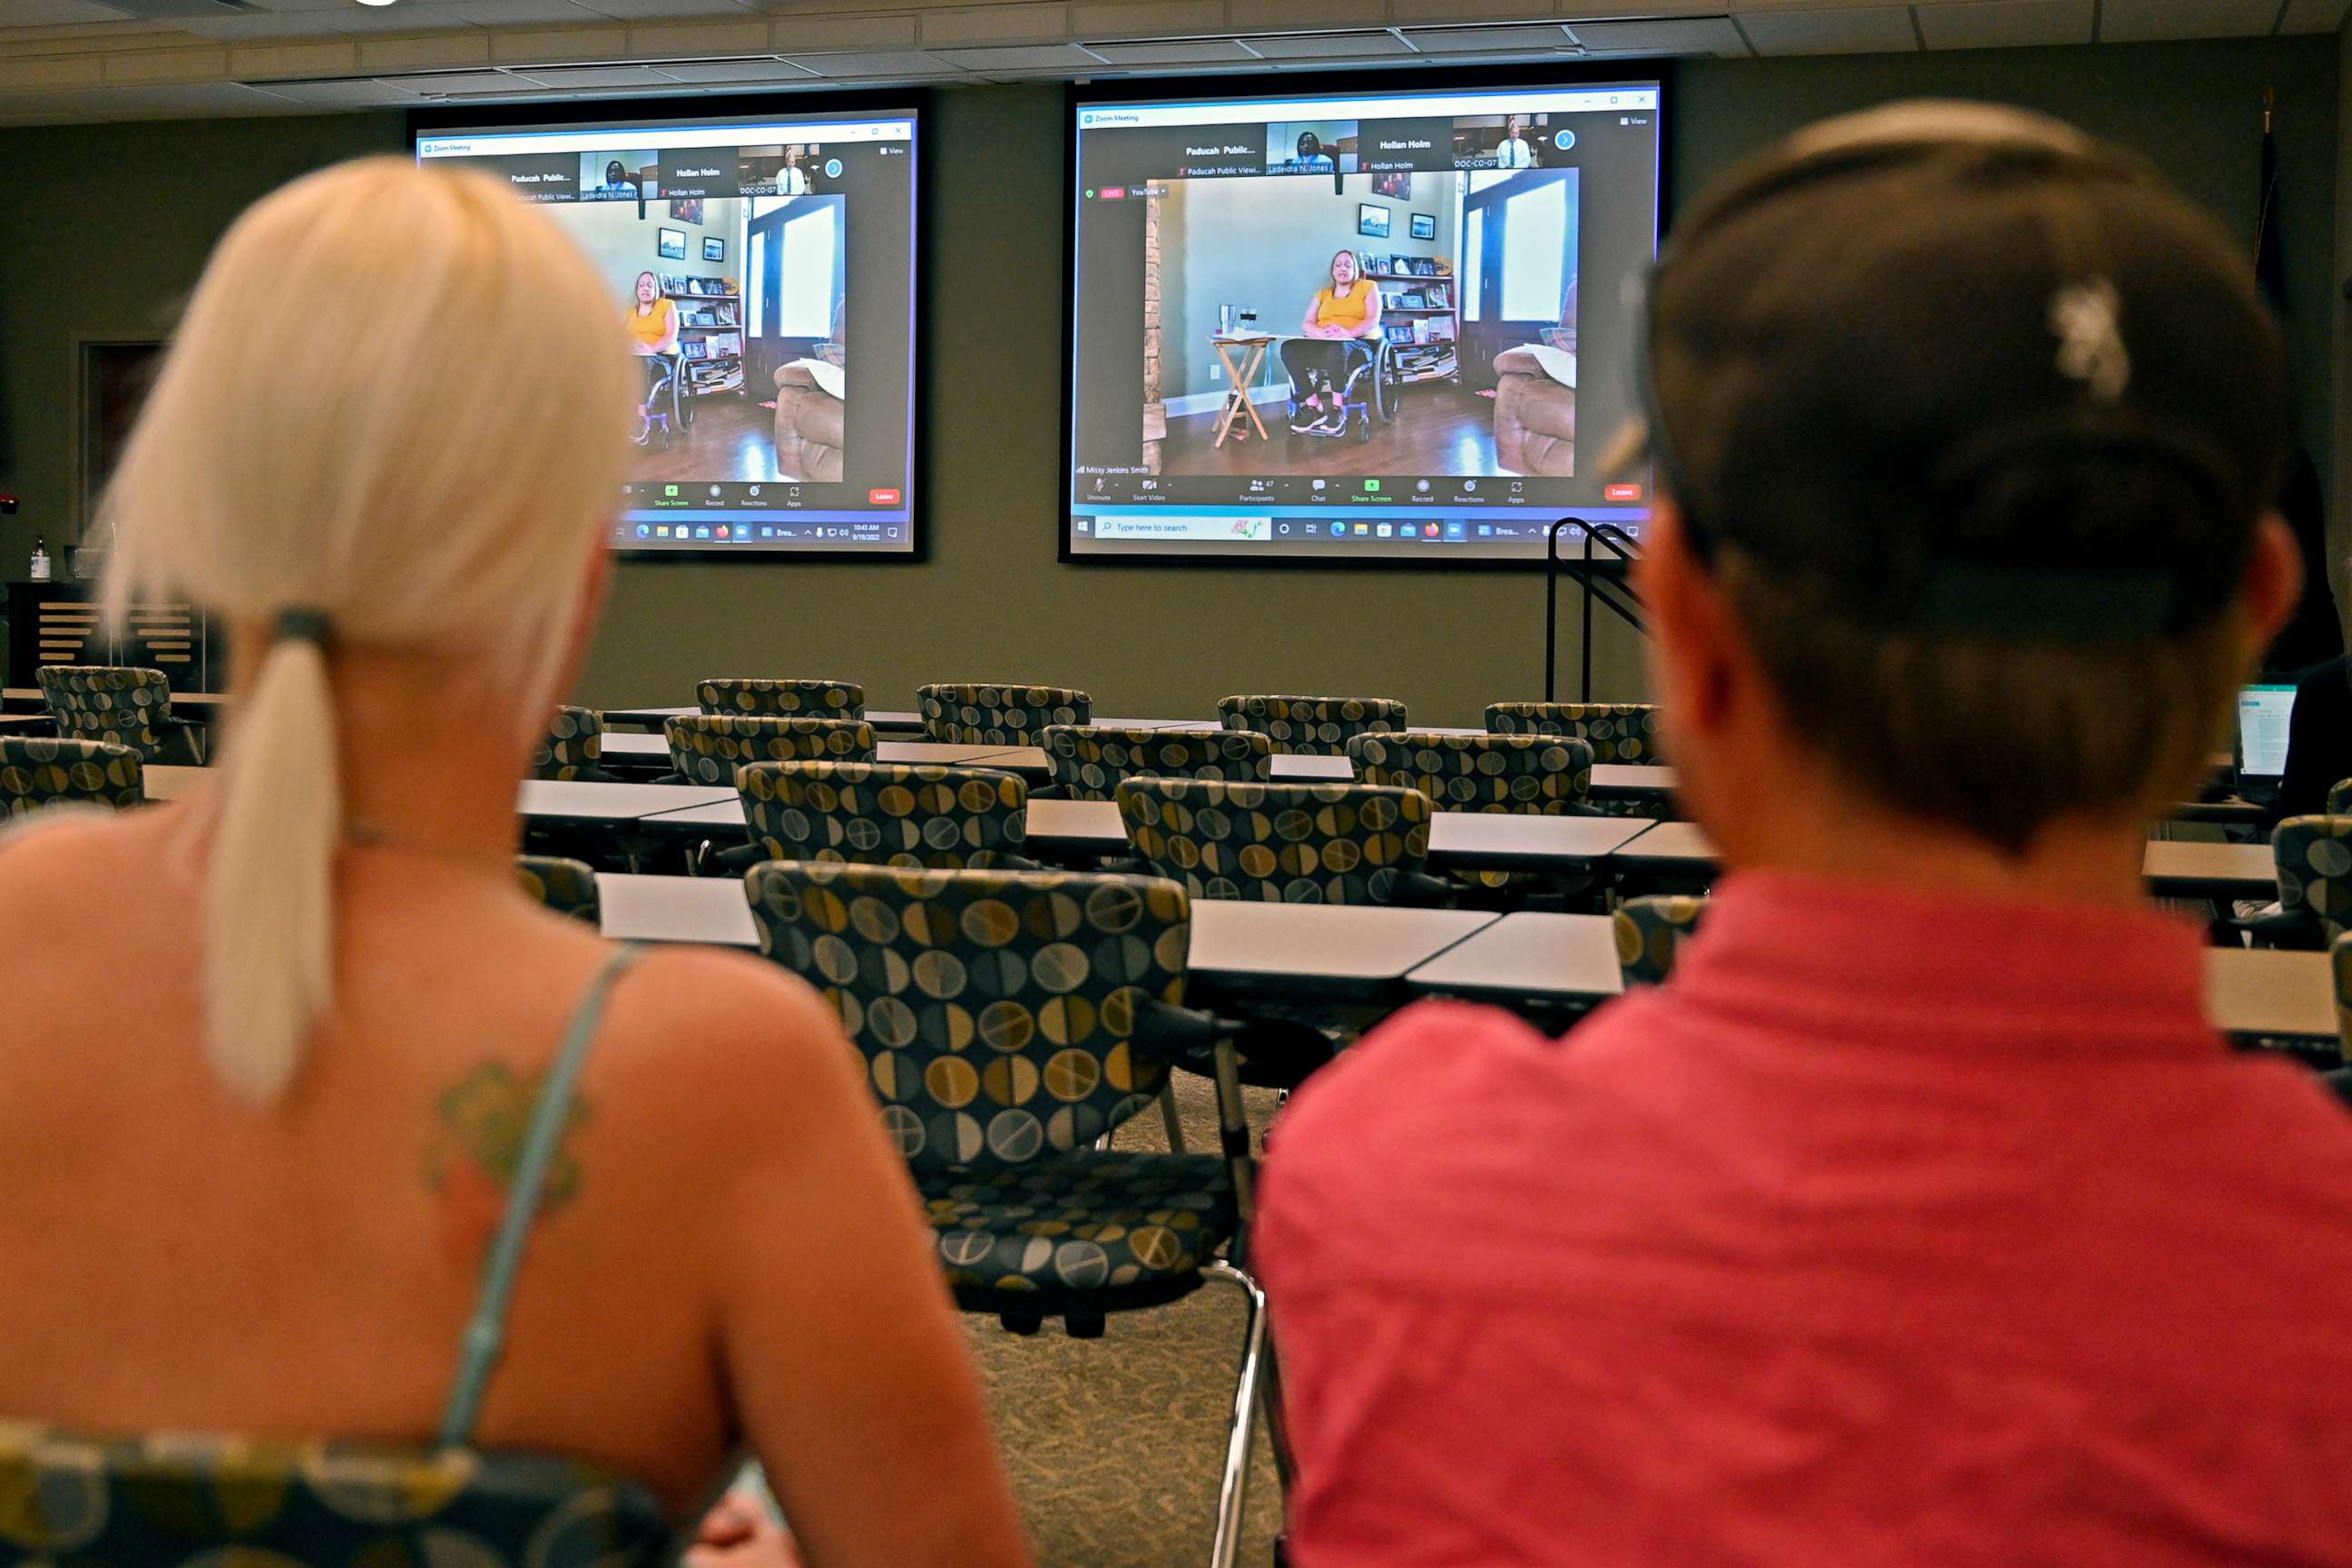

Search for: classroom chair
xmin=1041 ymin=724 xmax=1273 ymax=800
xmin=659 ymin=714 xmax=874 ymax=787
xmin=1613 ymin=894 xmax=1709 ymax=986
xmin=736 ymin=760 xmax=1037 ymax=871
xmin=35 ymin=665 xmax=205 ymax=766
xmin=1216 ymin=693 xmax=1405 ymax=756
xmin=743 ymin=861 xmax=1275 ymax=1568
xmin=0 ymin=1428 xmax=670 ymax=1568
xmin=916 ymin=682 xmax=1092 ymax=746
xmin=1115 ymin=777 xmax=1440 ymax=906
xmin=529 ymin=705 xmax=622 ymax=783
xmin=1351 ymin=731 xmax=1600 ymax=895
xmin=515 ymin=855 xmax=601 ymax=925
xmin=2253 ymin=816 xmax=2352 ymax=950
xmin=2329 ymin=779 xmax=2352 ymax=817
xmin=697 ymin=677 xmax=865 ymax=720
xmin=1485 ymin=701 xmax=1663 ymax=763
xmin=0 ymin=736 xmax=143 ymax=819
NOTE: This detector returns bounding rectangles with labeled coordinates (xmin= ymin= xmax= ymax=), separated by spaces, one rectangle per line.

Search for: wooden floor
xmin=1161 ymin=383 xmax=1510 ymax=479
xmin=626 ymin=396 xmax=796 ymax=485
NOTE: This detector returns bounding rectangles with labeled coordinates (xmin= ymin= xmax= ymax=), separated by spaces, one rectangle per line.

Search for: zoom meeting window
xmin=1068 ymin=83 xmax=1660 ymax=561
xmin=416 ymin=111 xmax=917 ymax=554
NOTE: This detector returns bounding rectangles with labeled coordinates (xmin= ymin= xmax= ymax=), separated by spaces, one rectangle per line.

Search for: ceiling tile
xmin=2280 ymin=0 xmax=2348 ymax=26
xmin=377 ymin=64 xmax=509 ymax=87
xmin=357 ymin=26 xmax=487 ymax=62
xmin=314 ymin=6 xmax=485 ymax=31
xmin=930 ymin=42 xmax=1097 ymax=69
xmin=1565 ymin=15 xmax=1748 ymax=53
xmin=100 ymin=79 xmax=311 ymax=115
xmin=2097 ymin=0 xmax=2280 ymax=38
xmin=1240 ymin=28 xmax=1414 ymax=55
xmin=0 ymin=0 xmax=138 ymax=24
xmin=246 ymin=71 xmax=419 ymax=99
xmin=509 ymin=58 xmax=678 ymax=83
xmin=1083 ymin=36 xmax=1259 ymax=62
xmin=1914 ymin=0 xmax=2093 ymax=47
xmin=237 ymin=0 xmax=365 ymax=15
xmin=1738 ymin=5 xmax=1918 ymax=53
xmin=569 ymin=0 xmax=748 ymax=17
xmin=436 ymin=0 xmax=603 ymax=20
xmin=1400 ymin=23 xmax=1577 ymax=50
xmin=650 ymin=54 xmax=817 ymax=78
xmin=785 ymin=47 xmax=959 ymax=75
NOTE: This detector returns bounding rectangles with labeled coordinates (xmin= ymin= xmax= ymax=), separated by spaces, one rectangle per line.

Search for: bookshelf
xmin=1360 ymin=260 xmax=1458 ymax=386
xmin=665 ymin=288 xmax=744 ymax=397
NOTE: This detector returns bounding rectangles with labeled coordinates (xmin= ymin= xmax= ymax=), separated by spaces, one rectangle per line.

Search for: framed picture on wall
xmin=1410 ymin=212 xmax=1436 ymax=240
xmin=670 ymin=195 xmax=703 ymax=225
xmin=1357 ymin=203 xmax=1390 ymax=239
xmin=702 ymin=236 xmax=725 ymax=261
xmin=1372 ymin=171 xmax=1412 ymax=200
xmin=657 ymin=227 xmax=687 ymax=260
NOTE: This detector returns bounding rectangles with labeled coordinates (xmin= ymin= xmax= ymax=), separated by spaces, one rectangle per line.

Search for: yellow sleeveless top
xmin=626 ymin=298 xmax=676 ymax=349
xmin=1313 ymin=278 xmax=1377 ymax=330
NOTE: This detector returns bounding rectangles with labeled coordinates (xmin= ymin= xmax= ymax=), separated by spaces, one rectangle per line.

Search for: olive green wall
xmin=0 ymin=34 xmax=2336 ymax=723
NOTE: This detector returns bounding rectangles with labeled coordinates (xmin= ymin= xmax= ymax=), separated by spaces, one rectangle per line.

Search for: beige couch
xmin=772 ymin=361 xmax=846 ymax=483
xmin=1492 ymin=345 xmax=1576 ymax=478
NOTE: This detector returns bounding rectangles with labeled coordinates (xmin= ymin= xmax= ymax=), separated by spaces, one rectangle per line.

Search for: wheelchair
xmin=633 ymin=348 xmax=696 ymax=449
xmin=1280 ymin=334 xmax=1403 ymax=448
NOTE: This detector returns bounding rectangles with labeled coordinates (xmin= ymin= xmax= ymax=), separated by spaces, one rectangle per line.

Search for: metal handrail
xmin=1544 ymin=517 xmax=1647 ymax=703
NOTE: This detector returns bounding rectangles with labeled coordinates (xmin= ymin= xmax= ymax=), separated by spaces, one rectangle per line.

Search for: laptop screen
xmin=2238 ymin=684 xmax=2297 ymax=778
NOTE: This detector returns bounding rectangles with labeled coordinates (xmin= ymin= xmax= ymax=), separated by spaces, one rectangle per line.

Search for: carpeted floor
xmin=961 ymin=1073 xmax=1288 ymax=1568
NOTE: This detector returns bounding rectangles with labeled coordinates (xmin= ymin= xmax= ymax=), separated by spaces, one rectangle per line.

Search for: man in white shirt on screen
xmin=778 ymin=145 xmax=811 ymax=196
xmin=1496 ymin=116 xmax=1535 ymax=169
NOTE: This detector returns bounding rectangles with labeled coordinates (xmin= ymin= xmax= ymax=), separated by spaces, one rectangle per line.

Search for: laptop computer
xmin=2236 ymin=683 xmax=2298 ymax=779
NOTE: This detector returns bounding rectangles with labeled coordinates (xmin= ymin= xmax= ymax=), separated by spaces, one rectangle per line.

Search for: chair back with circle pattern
xmin=1115 ymin=777 xmax=1432 ymax=905
xmin=2333 ymin=932 xmax=2352 ymax=1063
xmin=697 ymin=678 xmax=866 ymax=720
xmin=0 ymin=737 xmax=143 ymax=818
xmin=744 ymin=860 xmax=1191 ymax=1174
xmin=2276 ymin=817 xmax=2352 ymax=942
xmin=1042 ymin=725 xmax=1272 ymax=800
xmin=515 ymin=855 xmax=601 ymax=925
xmin=1613 ymin=894 xmax=1709 ymax=986
xmin=530 ymin=705 xmax=612 ymax=781
xmin=1485 ymin=701 xmax=1663 ymax=765
xmin=739 ymin=760 xmax=1032 ymax=869
xmin=1216 ymin=693 xmax=1406 ymax=756
xmin=1349 ymin=731 xmax=1594 ymax=814
xmin=916 ymin=683 xmax=1092 ymax=746
xmin=0 ymin=1424 xmax=669 ymax=1568
xmin=2329 ymin=779 xmax=2352 ymax=818
xmin=36 ymin=666 xmax=182 ymax=761
xmin=663 ymin=715 xmax=874 ymax=786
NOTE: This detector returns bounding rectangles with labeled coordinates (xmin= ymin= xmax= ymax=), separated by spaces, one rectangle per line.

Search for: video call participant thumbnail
xmin=1258 ymin=102 xmax=2352 ymax=1563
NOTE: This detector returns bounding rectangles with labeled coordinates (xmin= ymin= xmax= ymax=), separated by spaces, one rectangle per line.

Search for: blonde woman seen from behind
xmin=0 ymin=160 xmax=1029 ymax=1568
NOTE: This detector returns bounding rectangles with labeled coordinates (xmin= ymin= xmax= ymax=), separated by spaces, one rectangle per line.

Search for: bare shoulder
xmin=0 ymin=807 xmax=177 ymax=939
xmin=589 ymin=944 xmax=871 ymax=1142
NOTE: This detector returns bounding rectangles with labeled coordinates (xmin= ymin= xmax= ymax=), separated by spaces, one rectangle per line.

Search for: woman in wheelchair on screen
xmin=0 ymin=160 xmax=1028 ymax=1568
xmin=1287 ymin=248 xmax=1383 ymax=436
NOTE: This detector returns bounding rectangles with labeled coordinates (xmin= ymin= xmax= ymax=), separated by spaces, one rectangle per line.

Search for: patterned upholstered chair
xmin=515 ymin=855 xmax=601 ymax=925
xmin=697 ymin=677 xmax=866 ymax=720
xmin=1485 ymin=701 xmax=1664 ymax=763
xmin=1613 ymin=894 xmax=1709 ymax=986
xmin=1116 ymin=777 xmax=1439 ymax=906
xmin=36 ymin=665 xmax=205 ymax=766
xmin=0 ymin=1427 xmax=669 ymax=1568
xmin=2259 ymin=816 xmax=2352 ymax=950
xmin=916 ymin=683 xmax=1092 ymax=746
xmin=1216 ymin=693 xmax=1406 ymax=756
xmin=1350 ymin=730 xmax=1599 ymax=895
xmin=1041 ymin=724 xmax=1273 ymax=800
xmin=737 ymin=760 xmax=1038 ymax=870
xmin=660 ymin=714 xmax=875 ymax=786
xmin=529 ymin=705 xmax=621 ymax=783
xmin=2329 ymin=779 xmax=2352 ymax=818
xmin=743 ymin=861 xmax=1274 ymax=1564
xmin=0 ymin=737 xmax=144 ymax=819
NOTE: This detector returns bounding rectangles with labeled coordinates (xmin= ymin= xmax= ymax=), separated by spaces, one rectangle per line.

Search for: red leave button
xmin=867 ymin=488 xmax=903 ymax=505
xmin=1605 ymin=483 xmax=1643 ymax=501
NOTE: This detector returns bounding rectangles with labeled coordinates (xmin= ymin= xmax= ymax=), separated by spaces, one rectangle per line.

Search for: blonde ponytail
xmin=201 ymin=616 xmax=339 ymax=1102
xmin=96 ymin=159 xmax=638 ymax=1102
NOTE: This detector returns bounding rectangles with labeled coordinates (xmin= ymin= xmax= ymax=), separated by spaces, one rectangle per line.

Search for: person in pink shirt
xmin=1255 ymin=101 xmax=2352 ymax=1566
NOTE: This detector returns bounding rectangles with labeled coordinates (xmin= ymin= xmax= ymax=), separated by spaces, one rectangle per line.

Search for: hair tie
xmin=274 ymin=606 xmax=333 ymax=647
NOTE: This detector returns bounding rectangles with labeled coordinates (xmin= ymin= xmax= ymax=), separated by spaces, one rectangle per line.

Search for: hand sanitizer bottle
xmin=28 ymin=534 xmax=51 ymax=583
